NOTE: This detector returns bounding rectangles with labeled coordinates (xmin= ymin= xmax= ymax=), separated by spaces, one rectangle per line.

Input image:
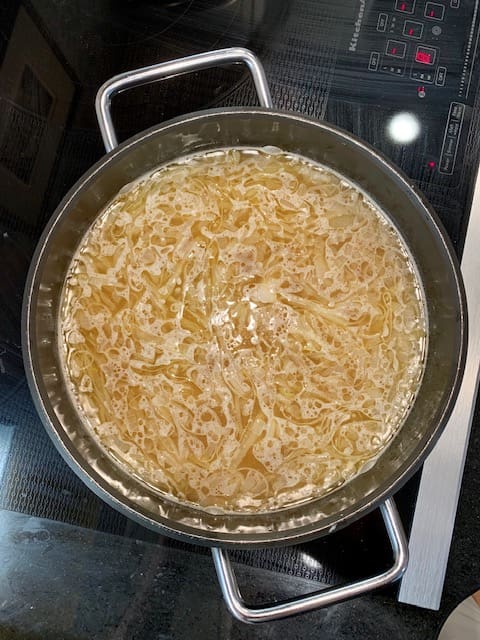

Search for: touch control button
xmin=369 ymin=52 xmax=380 ymax=70
xmin=377 ymin=13 xmax=388 ymax=31
xmin=415 ymin=45 xmax=437 ymax=65
xmin=440 ymin=155 xmax=454 ymax=173
xmin=451 ymin=103 xmax=464 ymax=120
xmin=425 ymin=2 xmax=445 ymax=19
xmin=436 ymin=66 xmax=447 ymax=86
xmin=395 ymin=0 xmax=416 ymax=14
xmin=403 ymin=20 xmax=424 ymax=38
xmin=386 ymin=39 xmax=407 ymax=58
xmin=447 ymin=119 xmax=460 ymax=137
xmin=443 ymin=137 xmax=457 ymax=156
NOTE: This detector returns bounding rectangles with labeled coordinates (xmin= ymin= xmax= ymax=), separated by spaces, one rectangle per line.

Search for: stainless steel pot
xmin=22 ymin=48 xmax=467 ymax=622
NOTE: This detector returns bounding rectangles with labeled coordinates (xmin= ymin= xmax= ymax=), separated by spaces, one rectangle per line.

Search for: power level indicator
xmin=386 ymin=39 xmax=407 ymax=58
xmin=395 ymin=0 xmax=416 ymax=13
xmin=403 ymin=20 xmax=424 ymax=39
xmin=424 ymin=2 xmax=445 ymax=19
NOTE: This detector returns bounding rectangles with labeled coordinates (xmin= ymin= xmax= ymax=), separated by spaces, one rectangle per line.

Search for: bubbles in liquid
xmin=59 ymin=147 xmax=427 ymax=513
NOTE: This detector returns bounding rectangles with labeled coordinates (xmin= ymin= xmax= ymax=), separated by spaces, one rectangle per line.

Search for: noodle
xmin=59 ymin=148 xmax=427 ymax=512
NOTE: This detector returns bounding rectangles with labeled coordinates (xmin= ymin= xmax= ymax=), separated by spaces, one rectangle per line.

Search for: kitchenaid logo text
xmin=349 ymin=0 xmax=366 ymax=52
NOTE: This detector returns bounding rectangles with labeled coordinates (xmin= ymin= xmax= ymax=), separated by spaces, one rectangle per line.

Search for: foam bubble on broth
xmin=59 ymin=147 xmax=427 ymax=512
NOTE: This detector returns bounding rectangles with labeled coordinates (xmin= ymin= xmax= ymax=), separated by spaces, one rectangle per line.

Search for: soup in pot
xmin=59 ymin=148 xmax=427 ymax=512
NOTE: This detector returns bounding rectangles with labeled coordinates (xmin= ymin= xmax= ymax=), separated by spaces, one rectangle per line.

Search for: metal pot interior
xmin=23 ymin=109 xmax=466 ymax=547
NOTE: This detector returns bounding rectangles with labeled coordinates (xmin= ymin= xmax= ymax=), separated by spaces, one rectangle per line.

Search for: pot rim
xmin=22 ymin=106 xmax=468 ymax=548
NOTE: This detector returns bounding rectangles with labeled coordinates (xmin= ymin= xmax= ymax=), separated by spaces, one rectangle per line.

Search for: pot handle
xmin=211 ymin=497 xmax=408 ymax=624
xmin=95 ymin=47 xmax=273 ymax=152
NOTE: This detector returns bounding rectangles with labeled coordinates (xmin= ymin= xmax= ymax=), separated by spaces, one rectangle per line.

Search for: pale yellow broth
xmin=60 ymin=148 xmax=427 ymax=512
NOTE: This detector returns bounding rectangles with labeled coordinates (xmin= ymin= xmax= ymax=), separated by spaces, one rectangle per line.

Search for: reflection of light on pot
xmin=387 ymin=112 xmax=421 ymax=144
xmin=0 ymin=423 xmax=15 ymax=484
xmin=300 ymin=552 xmax=324 ymax=572
xmin=438 ymin=590 xmax=480 ymax=640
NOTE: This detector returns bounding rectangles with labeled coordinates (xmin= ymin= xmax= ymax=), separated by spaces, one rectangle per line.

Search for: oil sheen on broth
xmin=60 ymin=148 xmax=427 ymax=512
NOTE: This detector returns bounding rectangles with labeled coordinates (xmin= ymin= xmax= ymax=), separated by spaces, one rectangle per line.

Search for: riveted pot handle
xmin=95 ymin=47 xmax=273 ymax=152
xmin=211 ymin=498 xmax=408 ymax=624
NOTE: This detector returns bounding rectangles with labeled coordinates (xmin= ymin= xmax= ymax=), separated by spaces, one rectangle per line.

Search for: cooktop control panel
xmin=369 ymin=1 xmax=469 ymax=94
xmin=326 ymin=0 xmax=480 ymax=247
xmin=339 ymin=0 xmax=478 ymax=104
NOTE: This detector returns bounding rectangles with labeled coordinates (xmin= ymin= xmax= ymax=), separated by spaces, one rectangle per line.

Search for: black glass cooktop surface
xmin=1 ymin=0 xmax=480 ymax=617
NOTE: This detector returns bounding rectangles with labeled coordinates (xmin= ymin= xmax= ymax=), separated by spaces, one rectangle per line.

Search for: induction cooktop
xmin=1 ymin=0 xmax=479 ymax=606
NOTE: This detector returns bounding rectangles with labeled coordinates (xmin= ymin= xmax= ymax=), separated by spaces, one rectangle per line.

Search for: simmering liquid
xmin=60 ymin=148 xmax=427 ymax=512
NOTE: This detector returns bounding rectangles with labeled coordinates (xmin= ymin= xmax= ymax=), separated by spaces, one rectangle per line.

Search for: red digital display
xmin=395 ymin=0 xmax=415 ymax=13
xmin=415 ymin=46 xmax=436 ymax=65
xmin=416 ymin=51 xmax=433 ymax=64
xmin=424 ymin=2 xmax=445 ymax=20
